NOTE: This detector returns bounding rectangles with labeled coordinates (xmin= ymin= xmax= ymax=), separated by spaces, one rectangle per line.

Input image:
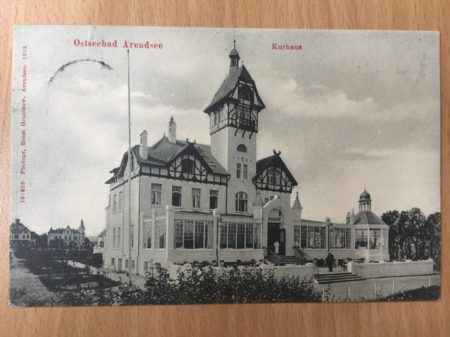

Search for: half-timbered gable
xmin=253 ymin=151 xmax=298 ymax=193
xmin=204 ymin=46 xmax=265 ymax=137
xmin=105 ymin=137 xmax=229 ymax=187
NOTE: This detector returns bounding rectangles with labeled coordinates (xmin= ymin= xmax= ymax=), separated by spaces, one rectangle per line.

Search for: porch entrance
xmin=268 ymin=223 xmax=285 ymax=255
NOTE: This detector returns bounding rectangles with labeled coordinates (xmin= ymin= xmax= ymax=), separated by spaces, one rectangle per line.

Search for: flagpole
xmin=127 ymin=49 xmax=132 ymax=285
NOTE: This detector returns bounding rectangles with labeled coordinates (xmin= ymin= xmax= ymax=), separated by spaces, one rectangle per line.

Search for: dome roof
xmin=229 ymin=48 xmax=240 ymax=57
xmin=359 ymin=190 xmax=371 ymax=202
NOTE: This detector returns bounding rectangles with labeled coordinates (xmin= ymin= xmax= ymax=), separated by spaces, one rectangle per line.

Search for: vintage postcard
xmin=10 ymin=26 xmax=440 ymax=306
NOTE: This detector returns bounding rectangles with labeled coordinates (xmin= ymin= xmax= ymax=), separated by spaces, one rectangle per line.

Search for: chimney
xmin=346 ymin=212 xmax=351 ymax=224
xmin=168 ymin=117 xmax=177 ymax=143
xmin=140 ymin=130 xmax=148 ymax=158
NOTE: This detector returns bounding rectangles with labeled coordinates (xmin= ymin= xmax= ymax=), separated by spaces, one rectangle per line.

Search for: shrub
xmin=111 ymin=265 xmax=320 ymax=305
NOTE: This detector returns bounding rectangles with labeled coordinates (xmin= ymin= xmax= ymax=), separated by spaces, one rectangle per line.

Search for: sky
xmin=11 ymin=26 xmax=440 ymax=236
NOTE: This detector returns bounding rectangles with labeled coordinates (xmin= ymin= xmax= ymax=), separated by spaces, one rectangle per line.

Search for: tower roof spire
xmin=229 ymin=36 xmax=240 ymax=68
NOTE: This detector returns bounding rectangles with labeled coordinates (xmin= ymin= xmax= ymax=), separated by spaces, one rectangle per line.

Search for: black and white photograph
xmin=10 ymin=26 xmax=441 ymax=306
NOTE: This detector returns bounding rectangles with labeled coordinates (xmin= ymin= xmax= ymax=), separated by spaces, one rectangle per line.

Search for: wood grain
xmin=0 ymin=1 xmax=448 ymax=336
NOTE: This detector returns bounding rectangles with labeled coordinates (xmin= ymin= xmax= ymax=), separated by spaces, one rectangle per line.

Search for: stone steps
xmin=265 ymin=255 xmax=301 ymax=265
xmin=316 ymin=272 xmax=365 ymax=284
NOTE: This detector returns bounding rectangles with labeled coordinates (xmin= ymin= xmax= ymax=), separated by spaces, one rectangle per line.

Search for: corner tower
xmin=204 ymin=41 xmax=265 ymax=213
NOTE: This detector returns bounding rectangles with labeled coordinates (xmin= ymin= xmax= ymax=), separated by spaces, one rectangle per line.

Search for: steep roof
xmin=204 ymin=65 xmax=263 ymax=113
xmin=106 ymin=137 xmax=229 ymax=184
xmin=10 ymin=221 xmax=29 ymax=234
xmin=352 ymin=211 xmax=386 ymax=225
xmin=253 ymin=153 xmax=298 ymax=186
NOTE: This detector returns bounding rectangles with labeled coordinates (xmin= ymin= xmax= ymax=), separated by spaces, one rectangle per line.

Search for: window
xmin=151 ymin=183 xmax=162 ymax=205
xmin=300 ymin=226 xmax=326 ymax=249
xmin=235 ymin=192 xmax=248 ymax=212
xmin=294 ymin=225 xmax=301 ymax=246
xmin=184 ymin=220 xmax=194 ymax=249
xmin=118 ymin=191 xmax=123 ymax=212
xmin=275 ymin=170 xmax=281 ymax=185
xmin=144 ymin=261 xmax=149 ymax=273
xmin=355 ymin=228 xmax=368 ymax=248
xmin=267 ymin=169 xmax=275 ymax=185
xmin=227 ymin=223 xmax=237 ymax=248
xmin=172 ymin=186 xmax=182 ymax=206
xmin=237 ymin=144 xmax=247 ymax=153
xmin=174 ymin=219 xmax=212 ymax=249
xmin=243 ymin=165 xmax=248 ymax=179
xmin=181 ymin=158 xmax=195 ymax=175
xmin=236 ymin=163 xmax=241 ymax=179
xmin=117 ymin=227 xmax=121 ymax=247
xmin=209 ymin=190 xmax=218 ymax=209
xmin=237 ymin=223 xmax=245 ymax=248
xmin=113 ymin=228 xmax=116 ymax=248
xmin=175 ymin=220 xmax=183 ymax=248
xmin=158 ymin=220 xmax=166 ymax=248
xmin=111 ymin=258 xmax=115 ymax=267
xmin=113 ymin=194 xmax=117 ymax=213
xmin=125 ymin=260 xmax=128 ymax=269
xmin=145 ymin=221 xmax=152 ymax=249
xmin=329 ymin=228 xmax=351 ymax=249
xmin=220 ymin=222 xmax=258 ymax=249
xmin=132 ymin=260 xmax=135 ymax=270
xmin=192 ymin=188 xmax=201 ymax=208
xmin=369 ymin=229 xmax=381 ymax=249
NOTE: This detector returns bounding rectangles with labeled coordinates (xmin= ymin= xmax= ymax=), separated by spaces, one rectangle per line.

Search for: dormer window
xmin=237 ymin=144 xmax=247 ymax=153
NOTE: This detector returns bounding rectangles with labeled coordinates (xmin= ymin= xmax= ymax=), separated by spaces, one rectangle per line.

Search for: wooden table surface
xmin=0 ymin=1 xmax=448 ymax=336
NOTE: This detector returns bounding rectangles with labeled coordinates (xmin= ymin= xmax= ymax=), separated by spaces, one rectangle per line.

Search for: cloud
xmin=258 ymin=72 xmax=377 ymax=118
xmin=11 ymin=27 xmax=440 ymax=236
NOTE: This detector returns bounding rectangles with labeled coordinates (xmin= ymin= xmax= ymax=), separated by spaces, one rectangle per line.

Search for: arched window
xmin=181 ymin=158 xmax=195 ymax=175
xmin=235 ymin=192 xmax=248 ymax=212
xmin=237 ymin=144 xmax=247 ymax=153
xmin=239 ymin=86 xmax=253 ymax=105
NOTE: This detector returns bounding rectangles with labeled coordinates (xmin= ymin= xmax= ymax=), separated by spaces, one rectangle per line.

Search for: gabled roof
xmin=253 ymin=153 xmax=298 ymax=186
xmin=203 ymin=65 xmax=264 ymax=113
xmin=352 ymin=211 xmax=386 ymax=225
xmin=48 ymin=227 xmax=81 ymax=234
xmin=106 ymin=137 xmax=229 ymax=184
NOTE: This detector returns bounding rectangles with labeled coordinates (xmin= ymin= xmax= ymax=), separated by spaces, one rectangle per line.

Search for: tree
xmin=426 ymin=212 xmax=441 ymax=271
xmin=382 ymin=208 xmax=441 ymax=265
xmin=382 ymin=210 xmax=401 ymax=260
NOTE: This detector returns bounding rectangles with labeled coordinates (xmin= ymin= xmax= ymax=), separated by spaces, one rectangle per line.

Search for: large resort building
xmin=103 ymin=44 xmax=389 ymax=275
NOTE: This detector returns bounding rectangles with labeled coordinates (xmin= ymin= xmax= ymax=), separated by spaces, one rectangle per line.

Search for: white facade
xmin=47 ymin=221 xmax=86 ymax=248
xmin=103 ymin=44 xmax=390 ymax=276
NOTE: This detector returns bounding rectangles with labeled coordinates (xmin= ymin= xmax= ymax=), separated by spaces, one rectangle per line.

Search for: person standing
xmin=326 ymin=252 xmax=335 ymax=272
xmin=274 ymin=241 xmax=280 ymax=254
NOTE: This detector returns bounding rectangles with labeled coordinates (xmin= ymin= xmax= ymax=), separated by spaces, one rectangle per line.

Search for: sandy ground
xmin=9 ymin=253 xmax=62 ymax=307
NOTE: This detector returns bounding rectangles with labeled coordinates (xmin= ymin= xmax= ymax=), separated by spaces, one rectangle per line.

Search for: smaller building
xmin=10 ymin=219 xmax=35 ymax=248
xmin=48 ymin=220 xmax=86 ymax=248
xmin=93 ymin=228 xmax=106 ymax=254
xmin=300 ymin=190 xmax=389 ymax=266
